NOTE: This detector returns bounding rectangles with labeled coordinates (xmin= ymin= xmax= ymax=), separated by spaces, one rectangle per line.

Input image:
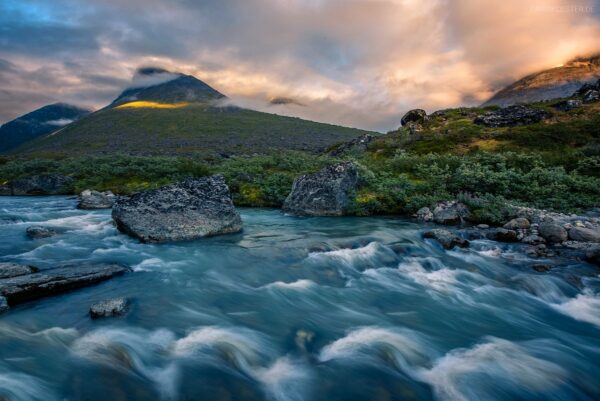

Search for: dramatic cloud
xmin=0 ymin=0 xmax=599 ymax=131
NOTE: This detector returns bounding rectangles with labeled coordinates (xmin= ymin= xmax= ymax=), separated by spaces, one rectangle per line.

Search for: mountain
xmin=13 ymin=69 xmax=373 ymax=156
xmin=0 ymin=103 xmax=91 ymax=153
xmin=484 ymin=55 xmax=600 ymax=107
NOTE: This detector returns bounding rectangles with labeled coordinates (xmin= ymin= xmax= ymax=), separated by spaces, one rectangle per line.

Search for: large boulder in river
xmin=568 ymin=227 xmax=600 ymax=243
xmin=0 ymin=174 xmax=73 ymax=196
xmin=0 ymin=263 xmax=130 ymax=306
xmin=112 ymin=176 xmax=242 ymax=243
xmin=474 ymin=105 xmax=550 ymax=127
xmin=283 ymin=162 xmax=359 ymax=217
xmin=77 ymin=190 xmax=116 ymax=209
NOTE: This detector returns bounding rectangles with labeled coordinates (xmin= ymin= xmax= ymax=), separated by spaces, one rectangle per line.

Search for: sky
xmin=0 ymin=0 xmax=599 ymax=132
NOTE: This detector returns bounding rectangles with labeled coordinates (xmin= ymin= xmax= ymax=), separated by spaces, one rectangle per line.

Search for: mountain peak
xmin=111 ymin=69 xmax=226 ymax=106
xmin=484 ymin=54 xmax=600 ymax=107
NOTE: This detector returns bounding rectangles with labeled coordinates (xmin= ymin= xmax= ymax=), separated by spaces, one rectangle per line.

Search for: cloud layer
xmin=1 ymin=0 xmax=599 ymax=131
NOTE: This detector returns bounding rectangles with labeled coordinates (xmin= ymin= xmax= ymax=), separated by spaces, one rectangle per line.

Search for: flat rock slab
xmin=77 ymin=190 xmax=116 ymax=209
xmin=0 ymin=262 xmax=38 ymax=279
xmin=0 ymin=263 xmax=130 ymax=306
xmin=112 ymin=175 xmax=242 ymax=243
xmin=90 ymin=297 xmax=129 ymax=318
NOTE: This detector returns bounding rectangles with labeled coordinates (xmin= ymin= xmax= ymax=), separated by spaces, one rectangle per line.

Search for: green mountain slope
xmin=13 ymin=69 xmax=372 ymax=156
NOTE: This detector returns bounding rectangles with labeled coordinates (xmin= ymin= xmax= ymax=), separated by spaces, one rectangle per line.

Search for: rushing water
xmin=0 ymin=196 xmax=599 ymax=401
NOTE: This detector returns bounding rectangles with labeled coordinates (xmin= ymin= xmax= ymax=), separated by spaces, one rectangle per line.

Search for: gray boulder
xmin=474 ymin=105 xmax=550 ymax=127
xmin=77 ymin=190 xmax=116 ymax=209
xmin=0 ymin=175 xmax=73 ymax=196
xmin=26 ymin=226 xmax=57 ymax=239
xmin=283 ymin=162 xmax=359 ymax=217
xmin=416 ymin=207 xmax=433 ymax=222
xmin=553 ymin=99 xmax=582 ymax=111
xmin=112 ymin=176 xmax=242 ymax=243
xmin=329 ymin=134 xmax=374 ymax=156
xmin=424 ymin=229 xmax=469 ymax=250
xmin=586 ymin=247 xmax=600 ymax=266
xmin=487 ymin=228 xmax=519 ymax=242
xmin=539 ymin=223 xmax=568 ymax=243
xmin=401 ymin=109 xmax=428 ymax=126
xmin=432 ymin=201 xmax=470 ymax=225
xmin=583 ymin=90 xmax=600 ymax=103
xmin=90 ymin=297 xmax=129 ymax=318
xmin=503 ymin=218 xmax=530 ymax=230
xmin=568 ymin=227 xmax=600 ymax=243
xmin=521 ymin=234 xmax=545 ymax=245
xmin=0 ymin=263 xmax=38 ymax=279
xmin=0 ymin=263 xmax=130 ymax=306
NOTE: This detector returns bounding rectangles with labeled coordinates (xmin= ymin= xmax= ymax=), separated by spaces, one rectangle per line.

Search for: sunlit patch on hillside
xmin=116 ymin=101 xmax=190 ymax=109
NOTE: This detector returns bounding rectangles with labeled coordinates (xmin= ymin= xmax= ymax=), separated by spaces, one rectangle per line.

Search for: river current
xmin=0 ymin=196 xmax=599 ymax=401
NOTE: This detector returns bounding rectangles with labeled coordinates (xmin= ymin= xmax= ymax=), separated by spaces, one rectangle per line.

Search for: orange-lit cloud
xmin=0 ymin=0 xmax=599 ymax=131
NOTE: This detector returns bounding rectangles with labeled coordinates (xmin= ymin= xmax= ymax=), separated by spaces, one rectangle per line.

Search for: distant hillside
xmin=14 ymin=69 xmax=373 ymax=156
xmin=484 ymin=55 xmax=600 ymax=107
xmin=0 ymin=103 xmax=91 ymax=153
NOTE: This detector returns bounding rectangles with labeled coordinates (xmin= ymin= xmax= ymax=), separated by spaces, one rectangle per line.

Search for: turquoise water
xmin=0 ymin=196 xmax=599 ymax=401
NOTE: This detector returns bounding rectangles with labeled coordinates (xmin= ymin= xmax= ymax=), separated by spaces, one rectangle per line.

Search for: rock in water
xmin=474 ymin=105 xmax=550 ymax=127
xmin=26 ymin=226 xmax=57 ymax=239
xmin=0 ymin=296 xmax=8 ymax=313
xmin=78 ymin=190 xmax=116 ymax=209
xmin=423 ymin=229 xmax=469 ymax=250
xmin=90 ymin=298 xmax=129 ymax=318
xmin=539 ymin=223 xmax=568 ymax=244
xmin=568 ymin=227 xmax=600 ymax=243
xmin=283 ymin=162 xmax=359 ymax=216
xmin=0 ymin=264 xmax=130 ymax=305
xmin=503 ymin=218 xmax=530 ymax=230
xmin=112 ymin=176 xmax=242 ymax=243
xmin=0 ymin=175 xmax=73 ymax=196
xmin=0 ymin=263 xmax=38 ymax=279
xmin=432 ymin=201 xmax=470 ymax=225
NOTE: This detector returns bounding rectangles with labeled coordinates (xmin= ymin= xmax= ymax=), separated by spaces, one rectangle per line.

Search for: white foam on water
xmin=307 ymin=242 xmax=396 ymax=271
xmin=72 ymin=327 xmax=178 ymax=399
xmin=262 ymin=279 xmax=317 ymax=290
xmin=416 ymin=337 xmax=567 ymax=401
xmin=0 ymin=370 xmax=57 ymax=401
xmin=398 ymin=259 xmax=461 ymax=292
xmin=551 ymin=290 xmax=600 ymax=328
xmin=253 ymin=356 xmax=313 ymax=401
xmin=318 ymin=326 xmax=431 ymax=371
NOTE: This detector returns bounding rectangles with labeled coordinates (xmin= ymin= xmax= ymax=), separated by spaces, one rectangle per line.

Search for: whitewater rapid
xmin=0 ymin=196 xmax=599 ymax=401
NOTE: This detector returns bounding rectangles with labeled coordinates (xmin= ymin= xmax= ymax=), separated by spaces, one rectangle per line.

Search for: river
xmin=0 ymin=196 xmax=599 ymax=401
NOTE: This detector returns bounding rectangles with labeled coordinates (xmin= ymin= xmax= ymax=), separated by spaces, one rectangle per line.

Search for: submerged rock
xmin=487 ymin=228 xmax=519 ymax=243
xmin=474 ymin=105 xmax=550 ymax=127
xmin=26 ymin=226 xmax=57 ymax=239
xmin=0 ymin=263 xmax=130 ymax=306
xmin=568 ymin=227 xmax=600 ymax=243
xmin=539 ymin=223 xmax=568 ymax=244
xmin=0 ymin=263 xmax=38 ymax=279
xmin=432 ymin=201 xmax=470 ymax=225
xmin=90 ymin=297 xmax=129 ymax=318
xmin=531 ymin=264 xmax=551 ymax=273
xmin=112 ymin=176 xmax=242 ymax=243
xmin=0 ymin=296 xmax=8 ymax=313
xmin=423 ymin=229 xmax=469 ymax=250
xmin=78 ymin=190 xmax=116 ymax=209
xmin=585 ymin=247 xmax=600 ymax=266
xmin=283 ymin=162 xmax=359 ymax=217
xmin=0 ymin=174 xmax=73 ymax=196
